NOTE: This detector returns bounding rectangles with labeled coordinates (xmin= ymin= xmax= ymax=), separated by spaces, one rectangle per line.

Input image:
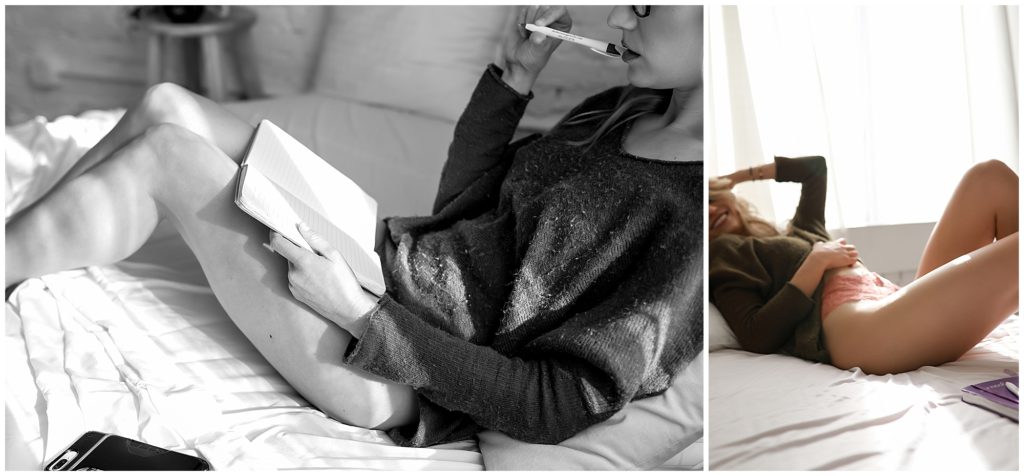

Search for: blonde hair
xmin=556 ymin=86 xmax=668 ymax=150
xmin=709 ymin=178 xmax=780 ymax=238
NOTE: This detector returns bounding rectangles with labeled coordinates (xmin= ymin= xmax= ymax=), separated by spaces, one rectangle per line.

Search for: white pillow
xmin=708 ymin=303 xmax=741 ymax=352
xmin=477 ymin=351 xmax=704 ymax=470
xmin=311 ymin=6 xmax=628 ymax=129
xmin=5 ymin=110 xmax=123 ymax=220
xmin=311 ymin=6 xmax=511 ymax=122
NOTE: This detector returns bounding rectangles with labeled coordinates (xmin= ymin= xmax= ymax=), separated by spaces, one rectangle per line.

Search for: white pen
xmin=1006 ymin=381 xmax=1019 ymax=398
xmin=522 ymin=23 xmax=622 ymax=58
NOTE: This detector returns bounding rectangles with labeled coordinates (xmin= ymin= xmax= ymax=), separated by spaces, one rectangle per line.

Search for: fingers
xmin=522 ymin=5 xmax=543 ymax=44
xmin=517 ymin=6 xmax=528 ymax=37
xmin=709 ymin=177 xmax=733 ymax=191
xmin=525 ymin=5 xmax=541 ymax=25
xmin=296 ymin=223 xmax=341 ymax=261
xmin=524 ymin=5 xmax=572 ymax=44
xmin=268 ymin=231 xmax=306 ymax=264
xmin=536 ymin=5 xmax=571 ymax=30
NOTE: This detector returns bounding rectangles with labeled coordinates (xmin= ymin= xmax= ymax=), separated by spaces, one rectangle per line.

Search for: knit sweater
xmin=342 ymin=65 xmax=704 ymax=447
xmin=708 ymin=156 xmax=832 ymax=363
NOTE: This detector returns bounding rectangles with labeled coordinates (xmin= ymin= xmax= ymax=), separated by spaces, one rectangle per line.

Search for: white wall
xmin=5 ymin=5 xmax=328 ymax=123
xmin=835 ymin=222 xmax=936 ymax=286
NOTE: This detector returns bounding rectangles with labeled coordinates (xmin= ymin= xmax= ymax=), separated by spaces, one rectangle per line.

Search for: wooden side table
xmin=138 ymin=6 xmax=264 ymax=102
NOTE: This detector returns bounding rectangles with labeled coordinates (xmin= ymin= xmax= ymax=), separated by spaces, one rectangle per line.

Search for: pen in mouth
xmin=620 ymin=39 xmax=641 ymax=61
xmin=520 ymin=23 xmax=623 ymax=58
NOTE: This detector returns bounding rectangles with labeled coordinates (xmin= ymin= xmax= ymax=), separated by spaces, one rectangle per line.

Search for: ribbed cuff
xmin=342 ymin=294 xmax=405 ymax=377
xmin=485 ymin=63 xmax=535 ymax=102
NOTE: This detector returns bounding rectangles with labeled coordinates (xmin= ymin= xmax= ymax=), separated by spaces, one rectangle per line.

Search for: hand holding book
xmin=235 ymin=120 xmax=386 ymax=297
xmin=235 ymin=119 xmax=387 ymax=337
xmin=267 ymin=223 xmax=377 ymax=339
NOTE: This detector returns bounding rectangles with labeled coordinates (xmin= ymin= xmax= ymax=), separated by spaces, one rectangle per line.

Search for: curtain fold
xmin=709 ymin=5 xmax=1019 ymax=229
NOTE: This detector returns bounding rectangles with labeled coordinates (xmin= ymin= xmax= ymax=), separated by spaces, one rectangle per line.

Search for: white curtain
xmin=709 ymin=5 xmax=1019 ymax=229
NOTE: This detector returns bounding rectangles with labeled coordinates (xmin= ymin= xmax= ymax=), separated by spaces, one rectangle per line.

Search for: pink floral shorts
xmin=821 ymin=272 xmax=901 ymax=320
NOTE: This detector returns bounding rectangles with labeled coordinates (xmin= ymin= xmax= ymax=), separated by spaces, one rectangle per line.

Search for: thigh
xmin=144 ymin=125 xmax=417 ymax=429
xmin=826 ymin=235 xmax=1018 ymax=374
xmin=52 ymin=83 xmax=256 ymax=200
xmin=143 ymin=82 xmax=256 ymax=161
xmin=917 ymin=160 xmax=1018 ymax=278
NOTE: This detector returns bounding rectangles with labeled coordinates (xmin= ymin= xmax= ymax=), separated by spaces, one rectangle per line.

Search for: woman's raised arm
xmin=717 ymin=156 xmax=827 ymax=236
xmin=432 ymin=6 xmax=571 ymax=214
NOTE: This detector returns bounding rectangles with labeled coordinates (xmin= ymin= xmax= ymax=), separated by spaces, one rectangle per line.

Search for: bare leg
xmin=825 ymin=233 xmax=1018 ymax=374
xmin=49 ymin=83 xmax=255 ymax=197
xmin=6 ymin=124 xmax=416 ymax=429
xmin=916 ymin=160 xmax=1018 ymax=278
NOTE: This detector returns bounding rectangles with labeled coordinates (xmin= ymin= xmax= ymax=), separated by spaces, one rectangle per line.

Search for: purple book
xmin=961 ymin=375 xmax=1019 ymax=421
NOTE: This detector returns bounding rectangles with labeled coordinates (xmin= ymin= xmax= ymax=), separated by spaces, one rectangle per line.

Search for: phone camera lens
xmin=49 ymin=450 xmax=79 ymax=470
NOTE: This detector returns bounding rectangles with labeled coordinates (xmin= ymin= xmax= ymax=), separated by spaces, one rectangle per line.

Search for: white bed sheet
xmin=5 ymin=234 xmax=483 ymax=470
xmin=709 ymin=315 xmax=1019 ymax=470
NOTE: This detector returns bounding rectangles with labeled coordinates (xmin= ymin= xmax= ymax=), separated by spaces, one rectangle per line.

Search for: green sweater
xmin=343 ymin=65 xmax=704 ymax=447
xmin=709 ymin=156 xmax=831 ymax=363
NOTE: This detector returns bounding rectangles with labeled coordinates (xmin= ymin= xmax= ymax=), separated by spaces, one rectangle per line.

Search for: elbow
xmin=809 ymin=156 xmax=827 ymax=176
xmin=736 ymin=333 xmax=781 ymax=355
xmin=510 ymin=412 xmax=607 ymax=445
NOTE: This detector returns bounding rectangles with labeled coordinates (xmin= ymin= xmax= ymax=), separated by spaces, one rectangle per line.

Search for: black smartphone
xmin=45 ymin=431 xmax=210 ymax=471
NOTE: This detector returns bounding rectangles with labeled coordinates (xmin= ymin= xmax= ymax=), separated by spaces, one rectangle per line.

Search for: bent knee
xmin=139 ymin=82 xmax=202 ymax=127
xmin=965 ymin=160 xmax=1018 ymax=190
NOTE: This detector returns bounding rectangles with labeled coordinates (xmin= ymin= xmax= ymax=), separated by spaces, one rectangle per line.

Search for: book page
xmin=237 ymin=166 xmax=386 ymax=295
xmin=246 ymin=121 xmax=378 ymax=250
xmin=235 ymin=121 xmax=386 ymax=295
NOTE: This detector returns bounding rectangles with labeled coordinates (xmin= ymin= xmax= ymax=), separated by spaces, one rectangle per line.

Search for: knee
xmin=137 ymin=82 xmax=197 ymax=126
xmin=964 ymin=160 xmax=1018 ymax=192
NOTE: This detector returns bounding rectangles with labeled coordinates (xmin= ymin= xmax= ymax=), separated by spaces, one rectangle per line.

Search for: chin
xmin=625 ymin=68 xmax=656 ymax=89
xmin=627 ymin=68 xmax=691 ymax=90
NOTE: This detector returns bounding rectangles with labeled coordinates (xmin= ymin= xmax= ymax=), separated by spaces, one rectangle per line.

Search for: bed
xmin=5 ymin=6 xmax=703 ymax=470
xmin=708 ymin=304 xmax=1019 ymax=470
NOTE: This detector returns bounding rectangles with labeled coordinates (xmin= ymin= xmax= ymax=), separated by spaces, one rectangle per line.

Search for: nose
xmin=607 ymin=5 xmax=637 ymax=31
xmin=709 ymin=203 xmax=721 ymax=215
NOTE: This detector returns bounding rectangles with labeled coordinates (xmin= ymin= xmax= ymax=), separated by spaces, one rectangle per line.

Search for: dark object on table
xmin=162 ymin=5 xmax=205 ymax=23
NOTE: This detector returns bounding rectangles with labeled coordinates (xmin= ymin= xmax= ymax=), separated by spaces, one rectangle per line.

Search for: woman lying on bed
xmin=6 ymin=5 xmax=702 ymax=447
xmin=709 ymin=156 xmax=1018 ymax=375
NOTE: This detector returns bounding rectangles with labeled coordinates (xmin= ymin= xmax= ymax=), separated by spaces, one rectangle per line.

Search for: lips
xmin=621 ymin=39 xmax=641 ymax=62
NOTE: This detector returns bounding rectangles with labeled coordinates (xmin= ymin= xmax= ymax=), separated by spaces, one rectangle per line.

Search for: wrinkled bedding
xmin=710 ymin=314 xmax=1019 ymax=470
xmin=6 ymin=234 xmax=483 ymax=470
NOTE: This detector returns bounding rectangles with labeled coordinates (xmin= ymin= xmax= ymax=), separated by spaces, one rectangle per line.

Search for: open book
xmin=961 ymin=375 xmax=1018 ymax=421
xmin=235 ymin=120 xmax=386 ymax=296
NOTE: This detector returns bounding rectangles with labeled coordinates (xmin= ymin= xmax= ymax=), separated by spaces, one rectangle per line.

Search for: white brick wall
xmin=5 ymin=5 xmax=328 ymax=123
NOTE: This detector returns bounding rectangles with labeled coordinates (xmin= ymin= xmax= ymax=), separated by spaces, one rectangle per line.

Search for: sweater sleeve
xmin=709 ymin=237 xmax=817 ymax=354
xmin=343 ymin=295 xmax=610 ymax=446
xmin=431 ymin=64 xmax=534 ymax=214
xmin=774 ymin=156 xmax=828 ymax=238
xmin=713 ymin=279 xmax=815 ymax=354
